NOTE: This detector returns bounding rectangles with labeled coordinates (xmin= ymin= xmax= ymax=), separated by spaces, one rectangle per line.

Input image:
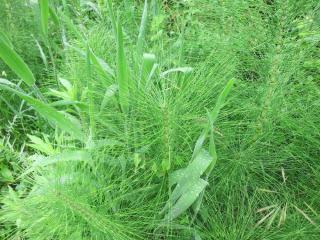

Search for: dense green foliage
xmin=0 ymin=0 xmax=319 ymax=239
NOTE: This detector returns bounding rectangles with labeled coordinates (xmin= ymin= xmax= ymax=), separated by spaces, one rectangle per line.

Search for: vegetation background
xmin=0 ymin=0 xmax=319 ymax=239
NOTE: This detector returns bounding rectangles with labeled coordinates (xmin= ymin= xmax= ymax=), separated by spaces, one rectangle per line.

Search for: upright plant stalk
xmin=86 ymin=45 xmax=96 ymax=139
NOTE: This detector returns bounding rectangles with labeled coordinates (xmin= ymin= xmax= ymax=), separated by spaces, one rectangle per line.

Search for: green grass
xmin=0 ymin=0 xmax=320 ymax=239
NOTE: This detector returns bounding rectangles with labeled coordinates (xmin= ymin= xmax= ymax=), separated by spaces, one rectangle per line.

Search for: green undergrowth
xmin=0 ymin=0 xmax=319 ymax=239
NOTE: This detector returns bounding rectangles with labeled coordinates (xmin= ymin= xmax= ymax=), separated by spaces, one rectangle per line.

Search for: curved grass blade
xmin=209 ymin=79 xmax=234 ymax=123
xmin=0 ymin=84 xmax=83 ymax=140
xmin=0 ymin=37 xmax=36 ymax=86
xmin=160 ymin=67 xmax=193 ymax=78
xmin=140 ymin=53 xmax=156 ymax=87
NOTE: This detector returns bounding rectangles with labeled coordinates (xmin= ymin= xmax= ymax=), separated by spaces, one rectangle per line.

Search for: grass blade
xmin=117 ymin=17 xmax=130 ymax=113
xmin=88 ymin=48 xmax=115 ymax=78
xmin=0 ymin=37 xmax=36 ymax=86
xmin=137 ymin=0 xmax=148 ymax=56
xmin=39 ymin=0 xmax=49 ymax=39
xmin=209 ymin=79 xmax=234 ymax=123
xmin=160 ymin=67 xmax=193 ymax=78
xmin=35 ymin=39 xmax=48 ymax=69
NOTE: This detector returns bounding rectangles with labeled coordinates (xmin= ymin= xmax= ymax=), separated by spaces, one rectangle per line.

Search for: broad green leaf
xmin=117 ymin=17 xmax=130 ymax=113
xmin=162 ymin=149 xmax=212 ymax=217
xmin=0 ymin=84 xmax=83 ymax=140
xmin=0 ymin=38 xmax=36 ymax=86
xmin=169 ymin=149 xmax=212 ymax=187
xmin=183 ymin=149 xmax=212 ymax=180
xmin=168 ymin=168 xmax=185 ymax=187
xmin=137 ymin=0 xmax=148 ymax=56
xmin=164 ymin=178 xmax=208 ymax=220
xmin=39 ymin=0 xmax=49 ymax=39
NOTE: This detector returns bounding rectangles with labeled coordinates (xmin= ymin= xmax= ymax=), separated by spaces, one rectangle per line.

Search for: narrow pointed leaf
xmin=117 ymin=17 xmax=130 ymax=113
xmin=137 ymin=0 xmax=148 ymax=55
xmin=0 ymin=38 xmax=36 ymax=86
xmin=209 ymin=79 xmax=234 ymax=123
xmin=35 ymin=39 xmax=48 ymax=69
xmin=39 ymin=0 xmax=49 ymax=39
